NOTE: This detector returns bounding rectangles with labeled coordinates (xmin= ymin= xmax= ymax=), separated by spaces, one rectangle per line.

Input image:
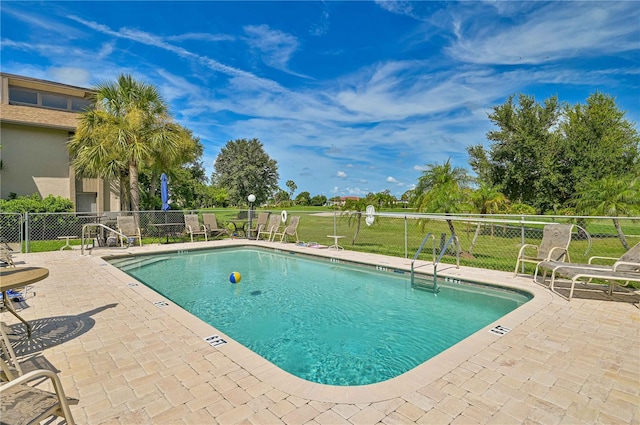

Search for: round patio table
xmin=0 ymin=267 xmax=49 ymax=337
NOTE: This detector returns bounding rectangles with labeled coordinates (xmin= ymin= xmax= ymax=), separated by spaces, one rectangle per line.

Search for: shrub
xmin=0 ymin=194 xmax=74 ymax=213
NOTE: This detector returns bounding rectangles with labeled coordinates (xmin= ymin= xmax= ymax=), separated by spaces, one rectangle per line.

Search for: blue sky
xmin=2 ymin=1 xmax=639 ymax=199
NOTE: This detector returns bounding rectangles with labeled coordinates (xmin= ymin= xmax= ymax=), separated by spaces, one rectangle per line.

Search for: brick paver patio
xmin=2 ymin=239 xmax=638 ymax=424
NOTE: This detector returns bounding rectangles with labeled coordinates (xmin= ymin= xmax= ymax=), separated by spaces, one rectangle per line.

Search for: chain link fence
xmin=1 ymin=210 xmax=637 ymax=275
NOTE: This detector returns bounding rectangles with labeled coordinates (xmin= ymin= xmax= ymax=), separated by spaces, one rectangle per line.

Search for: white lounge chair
xmin=0 ymin=368 xmax=77 ymax=425
xmin=514 ymin=223 xmax=573 ymax=276
xmin=257 ymin=214 xmax=282 ymax=241
xmin=202 ymin=213 xmax=229 ymax=239
xmin=246 ymin=212 xmax=270 ymax=239
xmin=273 ymin=216 xmax=300 ymax=243
xmin=184 ymin=214 xmax=208 ymax=242
xmin=535 ymin=242 xmax=640 ymax=301
xmin=116 ymin=216 xmax=143 ymax=247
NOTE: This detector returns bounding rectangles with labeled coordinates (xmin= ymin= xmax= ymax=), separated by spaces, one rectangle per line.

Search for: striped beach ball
xmin=229 ymin=272 xmax=242 ymax=284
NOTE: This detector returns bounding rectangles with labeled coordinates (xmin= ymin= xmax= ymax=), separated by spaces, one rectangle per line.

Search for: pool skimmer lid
xmin=204 ymin=335 xmax=227 ymax=347
xmin=489 ymin=325 xmax=511 ymax=336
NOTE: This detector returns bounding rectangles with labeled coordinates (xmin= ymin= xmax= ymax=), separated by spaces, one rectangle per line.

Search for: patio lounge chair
xmin=257 ymin=214 xmax=282 ymax=241
xmin=116 ymin=216 xmax=143 ymax=247
xmin=184 ymin=214 xmax=208 ymax=242
xmin=0 ymin=368 xmax=77 ymax=425
xmin=202 ymin=213 xmax=229 ymax=239
xmin=514 ymin=223 xmax=573 ymax=276
xmin=534 ymin=242 xmax=640 ymax=301
xmin=273 ymin=215 xmax=300 ymax=243
xmin=246 ymin=212 xmax=270 ymax=239
xmin=1 ymin=247 xmax=15 ymax=267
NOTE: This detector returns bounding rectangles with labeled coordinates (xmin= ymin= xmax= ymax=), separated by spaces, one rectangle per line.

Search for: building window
xmin=8 ymin=86 xmax=92 ymax=112
xmin=41 ymin=92 xmax=68 ymax=110
xmin=9 ymin=87 xmax=38 ymax=105
xmin=71 ymin=97 xmax=92 ymax=112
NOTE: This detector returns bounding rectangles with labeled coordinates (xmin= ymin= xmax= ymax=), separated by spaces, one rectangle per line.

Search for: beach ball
xmin=229 ymin=272 xmax=242 ymax=284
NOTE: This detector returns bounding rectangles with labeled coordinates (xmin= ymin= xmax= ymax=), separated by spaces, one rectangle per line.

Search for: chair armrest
xmin=517 ymin=244 xmax=538 ymax=258
xmin=1 ymin=369 xmax=76 ymax=424
xmin=545 ymin=246 xmax=569 ymax=261
xmin=613 ymin=261 xmax=640 ymax=272
xmin=588 ymin=256 xmax=617 ymax=265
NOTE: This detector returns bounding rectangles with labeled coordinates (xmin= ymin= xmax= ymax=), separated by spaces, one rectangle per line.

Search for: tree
xmin=572 ymin=174 xmax=640 ymax=250
xmin=469 ymin=92 xmax=639 ymax=213
xmin=310 ymin=194 xmax=327 ymax=206
xmin=286 ymin=180 xmax=297 ymax=200
xmin=560 ymin=92 xmax=640 ymax=198
xmin=412 ymin=159 xmax=471 ymax=237
xmin=295 ymin=191 xmax=311 ymax=206
xmin=273 ymin=189 xmax=289 ymax=205
xmin=212 ymin=138 xmax=279 ymax=206
xmin=479 ymin=94 xmax=562 ymax=211
xmin=341 ymin=197 xmax=368 ymax=245
xmin=369 ymin=190 xmax=396 ymax=208
xmin=68 ymin=74 xmax=189 ymax=213
xmin=467 ymin=183 xmax=509 ymax=254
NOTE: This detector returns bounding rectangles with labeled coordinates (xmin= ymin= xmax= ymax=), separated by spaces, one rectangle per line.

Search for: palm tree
xmin=413 ymin=159 xmax=471 ymax=237
xmin=68 ymin=74 xmax=185 ymax=214
xmin=572 ymin=174 xmax=639 ymax=250
xmin=468 ymin=183 xmax=509 ymax=255
xmin=341 ymin=198 xmax=368 ymax=245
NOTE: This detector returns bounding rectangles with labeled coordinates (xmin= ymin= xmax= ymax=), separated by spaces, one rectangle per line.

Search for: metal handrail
xmin=410 ymin=232 xmax=435 ymax=288
xmin=81 ymin=223 xmax=130 ymax=255
xmin=411 ymin=233 xmax=461 ymax=292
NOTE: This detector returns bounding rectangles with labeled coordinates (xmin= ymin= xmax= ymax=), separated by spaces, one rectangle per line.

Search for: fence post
xmin=24 ymin=212 xmax=30 ymax=253
xmin=520 ymin=214 xmax=525 ymax=274
xmin=404 ymin=216 xmax=408 ymax=258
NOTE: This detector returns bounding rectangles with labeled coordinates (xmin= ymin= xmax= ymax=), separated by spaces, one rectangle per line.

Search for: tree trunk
xmin=352 ymin=212 xmax=362 ymax=245
xmin=446 ymin=219 xmax=456 ymax=238
xmin=468 ymin=222 xmax=482 ymax=255
xmin=150 ymin=172 xmax=159 ymax=208
xmin=613 ymin=218 xmax=630 ymax=250
xmin=129 ymin=161 xmax=140 ymax=224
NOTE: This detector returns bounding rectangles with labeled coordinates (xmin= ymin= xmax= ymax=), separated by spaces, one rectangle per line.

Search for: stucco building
xmin=0 ymin=73 xmax=120 ymax=212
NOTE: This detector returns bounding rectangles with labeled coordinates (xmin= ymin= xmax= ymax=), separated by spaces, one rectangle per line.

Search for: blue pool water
xmin=111 ymin=248 xmax=530 ymax=386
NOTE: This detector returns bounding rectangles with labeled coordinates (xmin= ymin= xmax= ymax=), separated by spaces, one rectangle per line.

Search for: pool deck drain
xmin=488 ymin=325 xmax=511 ymax=335
xmin=2 ymin=240 xmax=638 ymax=424
xmin=204 ymin=335 xmax=228 ymax=347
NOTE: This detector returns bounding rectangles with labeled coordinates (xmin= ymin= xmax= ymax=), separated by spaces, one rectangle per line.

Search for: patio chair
xmin=1 ymin=247 xmax=15 ymax=267
xmin=202 ymin=213 xmax=229 ymax=239
xmin=0 ymin=368 xmax=77 ymax=425
xmin=184 ymin=214 xmax=208 ymax=242
xmin=257 ymin=214 xmax=282 ymax=241
xmin=534 ymin=242 xmax=640 ymax=300
xmin=116 ymin=216 xmax=143 ymax=247
xmin=273 ymin=215 xmax=300 ymax=243
xmin=246 ymin=212 xmax=270 ymax=239
xmin=514 ymin=223 xmax=573 ymax=276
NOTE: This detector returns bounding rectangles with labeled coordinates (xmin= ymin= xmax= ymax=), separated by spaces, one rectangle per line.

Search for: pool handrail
xmin=411 ymin=233 xmax=460 ymax=292
xmin=411 ymin=233 xmax=436 ymax=288
xmin=81 ymin=223 xmax=131 ymax=255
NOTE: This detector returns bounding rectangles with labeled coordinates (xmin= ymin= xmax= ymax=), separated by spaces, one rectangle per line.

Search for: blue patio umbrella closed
xmin=161 ymin=173 xmax=170 ymax=211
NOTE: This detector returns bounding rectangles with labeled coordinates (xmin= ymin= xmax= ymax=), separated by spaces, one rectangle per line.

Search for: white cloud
xmin=48 ymin=67 xmax=92 ymax=86
xmin=244 ymin=24 xmax=307 ymax=77
xmin=386 ymin=176 xmax=399 ymax=183
xmin=446 ymin=2 xmax=640 ymax=65
xmin=337 ymin=171 xmax=348 ymax=178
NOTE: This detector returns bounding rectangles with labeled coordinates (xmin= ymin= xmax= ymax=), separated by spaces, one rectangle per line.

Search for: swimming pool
xmin=110 ymin=247 xmax=530 ymax=386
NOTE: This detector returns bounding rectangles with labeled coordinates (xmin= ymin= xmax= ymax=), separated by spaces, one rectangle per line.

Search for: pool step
xmin=411 ymin=279 xmax=440 ymax=293
xmin=114 ymin=256 xmax=172 ymax=271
